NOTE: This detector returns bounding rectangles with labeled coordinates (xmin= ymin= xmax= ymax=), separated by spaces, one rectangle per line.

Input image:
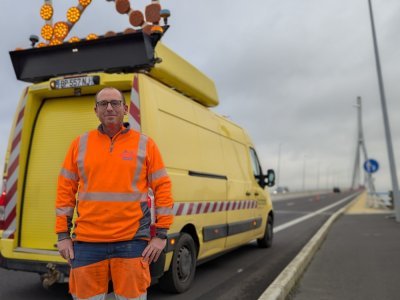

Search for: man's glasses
xmin=96 ymin=100 xmax=123 ymax=109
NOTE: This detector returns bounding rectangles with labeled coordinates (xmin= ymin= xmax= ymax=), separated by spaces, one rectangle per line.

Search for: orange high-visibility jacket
xmin=55 ymin=125 xmax=174 ymax=242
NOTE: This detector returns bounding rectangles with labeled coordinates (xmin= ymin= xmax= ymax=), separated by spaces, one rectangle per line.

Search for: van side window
xmin=249 ymin=148 xmax=262 ymax=177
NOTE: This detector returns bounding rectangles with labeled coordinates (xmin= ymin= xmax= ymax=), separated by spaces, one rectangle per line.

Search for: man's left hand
xmin=142 ymin=237 xmax=167 ymax=263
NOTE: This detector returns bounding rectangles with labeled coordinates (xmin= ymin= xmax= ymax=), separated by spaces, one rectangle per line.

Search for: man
xmin=56 ymin=87 xmax=174 ymax=300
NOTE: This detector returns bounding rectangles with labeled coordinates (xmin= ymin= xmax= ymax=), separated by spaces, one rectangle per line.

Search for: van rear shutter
xmin=20 ymin=96 xmax=98 ymax=250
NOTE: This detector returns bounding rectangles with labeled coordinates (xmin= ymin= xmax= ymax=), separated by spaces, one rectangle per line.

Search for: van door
xmin=139 ymin=75 xmax=228 ymax=257
xmin=223 ymin=139 xmax=256 ymax=249
xmin=249 ymin=147 xmax=267 ymax=236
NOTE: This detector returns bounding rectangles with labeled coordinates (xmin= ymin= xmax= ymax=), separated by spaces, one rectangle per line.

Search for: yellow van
xmin=0 ymin=32 xmax=275 ymax=293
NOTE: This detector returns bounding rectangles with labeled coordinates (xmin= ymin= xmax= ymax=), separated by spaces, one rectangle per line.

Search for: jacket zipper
xmin=109 ymin=131 xmax=122 ymax=152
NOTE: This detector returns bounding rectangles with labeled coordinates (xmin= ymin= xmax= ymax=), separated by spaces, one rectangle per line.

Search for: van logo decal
xmin=121 ymin=150 xmax=135 ymax=161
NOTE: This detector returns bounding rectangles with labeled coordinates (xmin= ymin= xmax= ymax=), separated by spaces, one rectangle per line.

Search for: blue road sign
xmin=364 ymin=159 xmax=379 ymax=173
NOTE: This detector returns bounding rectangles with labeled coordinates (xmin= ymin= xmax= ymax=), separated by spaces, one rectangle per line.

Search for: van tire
xmin=257 ymin=215 xmax=273 ymax=248
xmin=158 ymin=233 xmax=197 ymax=293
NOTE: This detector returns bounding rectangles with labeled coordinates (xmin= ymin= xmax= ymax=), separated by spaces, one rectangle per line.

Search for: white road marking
xmin=274 ymin=192 xmax=358 ymax=233
xmin=276 ymin=210 xmax=313 ymax=215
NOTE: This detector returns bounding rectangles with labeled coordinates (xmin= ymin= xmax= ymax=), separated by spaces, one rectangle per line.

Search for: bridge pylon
xmin=351 ymin=96 xmax=376 ymax=195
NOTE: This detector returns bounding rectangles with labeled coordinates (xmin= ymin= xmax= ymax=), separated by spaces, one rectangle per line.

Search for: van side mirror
xmin=265 ymin=169 xmax=275 ymax=187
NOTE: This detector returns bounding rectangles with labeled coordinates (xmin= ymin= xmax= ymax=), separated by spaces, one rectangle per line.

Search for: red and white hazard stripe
xmin=173 ymin=200 xmax=258 ymax=216
xmin=129 ymin=74 xmax=141 ymax=131
xmin=128 ymin=75 xmax=158 ymax=224
xmin=2 ymin=89 xmax=28 ymax=239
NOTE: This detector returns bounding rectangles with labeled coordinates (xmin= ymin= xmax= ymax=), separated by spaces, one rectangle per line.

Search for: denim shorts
xmin=71 ymin=239 xmax=148 ymax=269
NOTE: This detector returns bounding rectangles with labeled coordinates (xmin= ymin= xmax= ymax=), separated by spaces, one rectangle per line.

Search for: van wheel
xmin=158 ymin=233 xmax=197 ymax=293
xmin=257 ymin=215 xmax=273 ymax=248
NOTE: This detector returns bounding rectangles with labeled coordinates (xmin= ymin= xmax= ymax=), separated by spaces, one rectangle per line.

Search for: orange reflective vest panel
xmin=55 ymin=126 xmax=174 ymax=242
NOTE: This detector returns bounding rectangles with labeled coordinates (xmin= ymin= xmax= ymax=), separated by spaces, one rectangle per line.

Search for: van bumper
xmin=0 ymin=252 xmax=69 ymax=275
xmin=0 ymin=236 xmax=172 ymax=280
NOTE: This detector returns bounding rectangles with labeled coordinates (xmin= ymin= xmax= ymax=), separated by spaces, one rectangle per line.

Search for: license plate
xmin=50 ymin=76 xmax=100 ymax=89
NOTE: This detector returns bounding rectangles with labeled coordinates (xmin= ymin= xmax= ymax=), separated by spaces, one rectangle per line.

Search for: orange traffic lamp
xmin=40 ymin=4 xmax=53 ymax=21
xmin=116 ymin=0 xmax=130 ymax=14
xmin=129 ymin=10 xmax=144 ymax=27
xmin=145 ymin=3 xmax=161 ymax=23
xmin=142 ymin=25 xmax=153 ymax=36
xmin=67 ymin=7 xmax=81 ymax=24
xmin=86 ymin=33 xmax=98 ymax=40
xmin=49 ymin=39 xmax=62 ymax=46
xmin=53 ymin=22 xmax=69 ymax=40
xmin=78 ymin=0 xmax=92 ymax=7
xmin=41 ymin=24 xmax=53 ymax=41
xmin=105 ymin=31 xmax=117 ymax=37
xmin=36 ymin=42 xmax=47 ymax=48
xmin=123 ymin=28 xmax=136 ymax=35
xmin=151 ymin=25 xmax=163 ymax=35
xmin=69 ymin=36 xmax=81 ymax=43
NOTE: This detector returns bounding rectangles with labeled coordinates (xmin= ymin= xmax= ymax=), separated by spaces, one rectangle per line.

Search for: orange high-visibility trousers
xmin=69 ymin=240 xmax=150 ymax=300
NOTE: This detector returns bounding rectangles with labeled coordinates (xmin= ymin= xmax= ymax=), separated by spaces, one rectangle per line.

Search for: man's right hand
xmin=57 ymin=238 xmax=74 ymax=265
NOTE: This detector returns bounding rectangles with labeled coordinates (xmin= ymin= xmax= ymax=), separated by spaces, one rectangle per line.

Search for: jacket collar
xmin=97 ymin=122 xmax=131 ymax=135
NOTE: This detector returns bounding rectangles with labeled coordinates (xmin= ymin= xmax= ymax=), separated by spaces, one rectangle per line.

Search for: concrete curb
xmin=257 ymin=191 xmax=363 ymax=300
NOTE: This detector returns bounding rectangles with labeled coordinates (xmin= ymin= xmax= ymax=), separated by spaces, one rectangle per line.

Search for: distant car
xmin=273 ymin=186 xmax=289 ymax=194
xmin=333 ymin=187 xmax=341 ymax=193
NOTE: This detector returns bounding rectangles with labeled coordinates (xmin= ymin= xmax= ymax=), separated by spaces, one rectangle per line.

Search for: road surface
xmin=0 ymin=190 xmax=357 ymax=300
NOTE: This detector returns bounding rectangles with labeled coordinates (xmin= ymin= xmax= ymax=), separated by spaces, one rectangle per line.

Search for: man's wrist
xmin=155 ymin=233 xmax=167 ymax=240
xmin=155 ymin=228 xmax=168 ymax=240
xmin=57 ymin=232 xmax=71 ymax=242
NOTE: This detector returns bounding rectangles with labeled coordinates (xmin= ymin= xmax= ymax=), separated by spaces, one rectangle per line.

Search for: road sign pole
xmin=368 ymin=0 xmax=400 ymax=221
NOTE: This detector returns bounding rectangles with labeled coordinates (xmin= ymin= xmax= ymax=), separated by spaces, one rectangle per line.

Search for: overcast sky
xmin=0 ymin=0 xmax=399 ymax=193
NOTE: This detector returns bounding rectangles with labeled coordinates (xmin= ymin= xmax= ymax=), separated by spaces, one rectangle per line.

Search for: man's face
xmin=94 ymin=88 xmax=128 ymax=128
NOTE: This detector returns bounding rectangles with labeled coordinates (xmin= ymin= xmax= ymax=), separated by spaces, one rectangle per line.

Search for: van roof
xmin=10 ymin=31 xmax=219 ymax=108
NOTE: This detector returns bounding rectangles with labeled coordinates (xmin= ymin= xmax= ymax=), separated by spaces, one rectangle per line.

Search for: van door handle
xmin=246 ymin=191 xmax=251 ymax=196
xmin=254 ymin=192 xmax=259 ymax=196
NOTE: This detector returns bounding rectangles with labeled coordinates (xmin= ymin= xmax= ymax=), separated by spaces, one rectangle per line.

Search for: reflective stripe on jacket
xmin=55 ymin=125 xmax=174 ymax=242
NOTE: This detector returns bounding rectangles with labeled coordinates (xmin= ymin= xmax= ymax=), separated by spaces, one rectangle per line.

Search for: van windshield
xmin=249 ymin=148 xmax=261 ymax=177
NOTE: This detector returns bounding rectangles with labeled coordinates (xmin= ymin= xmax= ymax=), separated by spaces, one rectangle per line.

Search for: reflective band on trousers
xmin=72 ymin=292 xmax=147 ymax=300
xmin=148 ymin=168 xmax=168 ymax=184
xmin=72 ymin=293 xmax=107 ymax=300
xmin=131 ymin=134 xmax=148 ymax=191
xmin=115 ymin=293 xmax=147 ymax=300
xmin=60 ymin=168 xmax=79 ymax=181
xmin=56 ymin=206 xmax=74 ymax=216
xmin=78 ymin=192 xmax=147 ymax=202
xmin=77 ymin=132 xmax=89 ymax=188
xmin=155 ymin=207 xmax=173 ymax=215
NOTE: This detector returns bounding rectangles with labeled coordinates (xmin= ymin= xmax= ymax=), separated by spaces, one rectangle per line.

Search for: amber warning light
xmin=24 ymin=0 xmax=171 ymax=50
xmin=10 ymin=1 xmax=171 ymax=82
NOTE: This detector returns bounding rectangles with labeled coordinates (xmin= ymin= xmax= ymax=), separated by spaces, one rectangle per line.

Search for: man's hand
xmin=142 ymin=237 xmax=166 ymax=264
xmin=57 ymin=238 xmax=74 ymax=265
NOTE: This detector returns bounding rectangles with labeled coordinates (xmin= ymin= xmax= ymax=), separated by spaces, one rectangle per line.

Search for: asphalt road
xmin=0 ymin=190 xmax=357 ymax=300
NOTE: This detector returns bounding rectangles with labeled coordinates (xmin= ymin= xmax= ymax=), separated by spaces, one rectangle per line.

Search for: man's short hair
xmin=95 ymin=87 xmax=125 ymax=104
